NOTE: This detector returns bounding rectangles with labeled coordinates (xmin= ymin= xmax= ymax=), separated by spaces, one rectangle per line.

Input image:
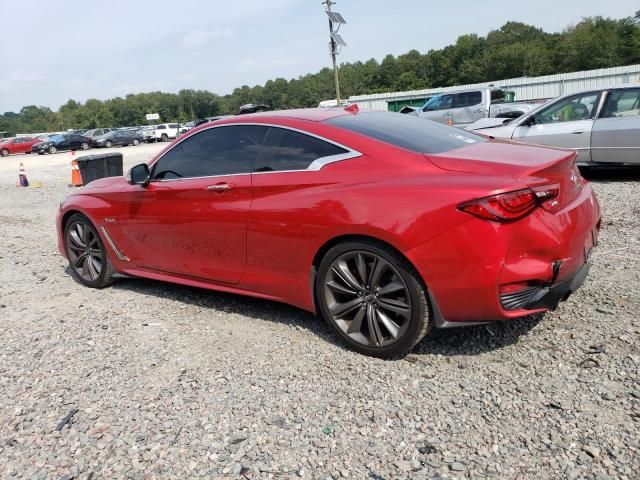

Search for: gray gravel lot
xmin=0 ymin=146 xmax=638 ymax=479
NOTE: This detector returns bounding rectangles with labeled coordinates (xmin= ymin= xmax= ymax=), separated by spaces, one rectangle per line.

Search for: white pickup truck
xmin=404 ymin=88 xmax=537 ymax=127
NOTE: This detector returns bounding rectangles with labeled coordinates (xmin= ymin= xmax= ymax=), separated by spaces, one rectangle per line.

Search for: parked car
xmin=32 ymin=133 xmax=90 ymax=154
xmin=0 ymin=137 xmax=42 ymax=156
xmin=467 ymin=85 xmax=640 ymax=166
xmin=193 ymin=116 xmax=232 ymax=128
xmin=91 ymin=130 xmax=143 ymax=148
xmin=154 ymin=123 xmax=180 ymax=142
xmin=83 ymin=128 xmax=113 ymax=141
xmin=410 ymin=88 xmax=536 ymax=126
xmin=56 ymin=108 xmax=600 ymax=358
xmin=141 ymin=126 xmax=156 ymax=143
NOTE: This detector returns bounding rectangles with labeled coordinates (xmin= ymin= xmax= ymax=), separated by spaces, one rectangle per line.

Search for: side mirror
xmin=127 ymin=163 xmax=150 ymax=187
xmin=521 ymin=116 xmax=536 ymax=127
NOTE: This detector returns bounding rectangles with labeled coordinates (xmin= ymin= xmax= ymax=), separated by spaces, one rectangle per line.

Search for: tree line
xmin=1 ymin=14 xmax=639 ymax=135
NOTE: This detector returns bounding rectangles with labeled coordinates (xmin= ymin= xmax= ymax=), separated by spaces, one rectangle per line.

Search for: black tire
xmin=64 ymin=214 xmax=114 ymax=288
xmin=38 ymin=152 xmax=44 ymax=155
xmin=105 ymin=140 xmax=112 ymax=148
xmin=132 ymin=138 xmax=140 ymax=146
xmin=315 ymin=239 xmax=431 ymax=358
xmin=48 ymin=146 xmax=57 ymax=154
xmin=80 ymin=142 xmax=89 ymax=150
xmin=161 ymin=133 xmax=168 ymax=142
xmin=0 ymin=148 xmax=8 ymax=157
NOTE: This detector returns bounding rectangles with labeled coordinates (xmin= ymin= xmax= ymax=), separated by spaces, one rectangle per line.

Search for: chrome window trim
xmin=149 ymin=122 xmax=362 ymax=183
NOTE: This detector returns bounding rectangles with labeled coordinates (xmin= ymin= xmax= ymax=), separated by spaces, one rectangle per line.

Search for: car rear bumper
xmin=405 ymin=183 xmax=600 ymax=325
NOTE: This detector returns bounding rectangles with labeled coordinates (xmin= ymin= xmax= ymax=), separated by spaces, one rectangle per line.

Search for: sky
xmin=0 ymin=0 xmax=636 ymax=113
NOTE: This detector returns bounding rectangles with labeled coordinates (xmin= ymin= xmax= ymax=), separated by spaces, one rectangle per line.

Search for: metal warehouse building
xmin=348 ymin=64 xmax=640 ymax=111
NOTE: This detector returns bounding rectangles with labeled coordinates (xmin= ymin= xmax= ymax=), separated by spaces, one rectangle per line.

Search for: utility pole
xmin=323 ymin=0 xmax=347 ymax=105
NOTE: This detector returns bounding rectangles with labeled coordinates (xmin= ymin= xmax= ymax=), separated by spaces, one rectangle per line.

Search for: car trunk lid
xmin=426 ymin=141 xmax=584 ymax=210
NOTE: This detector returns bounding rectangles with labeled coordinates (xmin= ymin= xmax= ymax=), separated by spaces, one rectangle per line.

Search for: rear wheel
xmin=105 ymin=140 xmax=112 ymax=148
xmin=316 ymin=240 xmax=430 ymax=358
xmin=132 ymin=138 xmax=140 ymax=146
xmin=64 ymin=214 xmax=114 ymax=288
xmin=0 ymin=148 xmax=8 ymax=157
xmin=80 ymin=142 xmax=89 ymax=150
xmin=161 ymin=133 xmax=168 ymax=142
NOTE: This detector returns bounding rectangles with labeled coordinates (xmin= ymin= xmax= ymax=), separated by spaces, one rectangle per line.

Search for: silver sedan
xmin=467 ymin=85 xmax=640 ymax=166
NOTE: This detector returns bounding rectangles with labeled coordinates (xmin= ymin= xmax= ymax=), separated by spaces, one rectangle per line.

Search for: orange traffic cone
xmin=447 ymin=118 xmax=453 ymax=126
xmin=70 ymin=160 xmax=82 ymax=186
xmin=18 ymin=163 xmax=29 ymax=187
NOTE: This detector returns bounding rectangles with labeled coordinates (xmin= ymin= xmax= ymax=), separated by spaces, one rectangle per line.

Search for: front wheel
xmin=0 ymin=148 xmax=8 ymax=157
xmin=80 ymin=142 xmax=89 ymax=150
xmin=132 ymin=138 xmax=140 ymax=146
xmin=64 ymin=214 xmax=114 ymax=288
xmin=161 ymin=133 xmax=168 ymax=142
xmin=105 ymin=140 xmax=112 ymax=148
xmin=48 ymin=146 xmax=57 ymax=154
xmin=316 ymin=240 xmax=430 ymax=358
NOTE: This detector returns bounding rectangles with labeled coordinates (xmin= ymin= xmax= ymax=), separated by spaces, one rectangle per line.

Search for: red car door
xmin=110 ymin=124 xmax=268 ymax=284
xmin=13 ymin=138 xmax=27 ymax=154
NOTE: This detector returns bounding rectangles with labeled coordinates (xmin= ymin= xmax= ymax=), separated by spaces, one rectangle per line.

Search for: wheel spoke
xmin=367 ymin=304 xmax=384 ymax=346
xmin=330 ymin=297 xmax=364 ymax=318
xmin=376 ymin=309 xmax=400 ymax=339
xmin=378 ymin=298 xmax=411 ymax=318
xmin=378 ymin=281 xmax=405 ymax=296
xmin=69 ymin=228 xmax=85 ymax=248
xmin=87 ymin=256 xmax=100 ymax=279
xmin=80 ymin=256 xmax=91 ymax=278
xmin=367 ymin=257 xmax=386 ymax=289
xmin=74 ymin=252 xmax=89 ymax=269
xmin=356 ymin=253 xmax=367 ymax=286
xmin=347 ymin=306 xmax=366 ymax=334
xmin=327 ymin=280 xmax=357 ymax=296
xmin=333 ymin=260 xmax=363 ymax=290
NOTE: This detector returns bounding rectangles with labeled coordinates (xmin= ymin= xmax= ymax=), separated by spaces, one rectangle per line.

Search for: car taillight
xmin=458 ymin=188 xmax=540 ymax=222
xmin=531 ymin=184 xmax=560 ymax=212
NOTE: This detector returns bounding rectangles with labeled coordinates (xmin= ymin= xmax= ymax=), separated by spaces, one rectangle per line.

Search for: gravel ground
xmin=0 ymin=147 xmax=638 ymax=479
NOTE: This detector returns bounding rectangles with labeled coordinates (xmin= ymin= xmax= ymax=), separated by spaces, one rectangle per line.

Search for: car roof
xmin=554 ymin=83 xmax=640 ymax=100
xmin=224 ymin=107 xmax=354 ymax=123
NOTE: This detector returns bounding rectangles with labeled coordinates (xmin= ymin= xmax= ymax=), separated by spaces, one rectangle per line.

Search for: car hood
xmin=465 ymin=117 xmax=511 ymax=131
xmin=79 ymin=175 xmax=126 ymax=191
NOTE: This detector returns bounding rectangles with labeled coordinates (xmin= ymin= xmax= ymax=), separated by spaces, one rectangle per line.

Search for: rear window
xmin=325 ymin=111 xmax=486 ymax=154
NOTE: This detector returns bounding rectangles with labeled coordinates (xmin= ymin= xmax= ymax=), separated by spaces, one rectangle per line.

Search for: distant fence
xmin=349 ymin=64 xmax=640 ymax=110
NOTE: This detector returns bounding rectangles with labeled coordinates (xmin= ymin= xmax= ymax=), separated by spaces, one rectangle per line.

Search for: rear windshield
xmin=325 ymin=111 xmax=486 ymax=154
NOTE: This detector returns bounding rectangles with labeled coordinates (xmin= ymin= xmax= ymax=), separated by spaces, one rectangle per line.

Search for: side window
xmin=157 ymin=125 xmax=166 ymax=130
xmin=424 ymin=94 xmax=454 ymax=111
xmin=600 ymin=89 xmax=640 ymax=119
xmin=169 ymin=123 xmax=179 ymax=129
xmin=152 ymin=125 xmax=268 ymax=180
xmin=255 ymin=127 xmax=348 ymax=172
xmin=535 ymin=92 xmax=600 ymax=124
xmin=456 ymin=91 xmax=482 ymax=108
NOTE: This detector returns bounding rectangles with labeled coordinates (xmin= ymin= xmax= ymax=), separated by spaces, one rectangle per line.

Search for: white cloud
xmin=181 ymin=28 xmax=235 ymax=49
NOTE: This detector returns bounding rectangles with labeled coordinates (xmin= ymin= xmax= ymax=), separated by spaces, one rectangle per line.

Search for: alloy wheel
xmin=323 ymin=251 xmax=412 ymax=347
xmin=66 ymin=221 xmax=103 ymax=282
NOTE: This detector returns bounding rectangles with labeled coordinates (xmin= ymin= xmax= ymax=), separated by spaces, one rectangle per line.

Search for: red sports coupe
xmin=0 ymin=136 xmax=42 ymax=156
xmin=56 ymin=108 xmax=600 ymax=357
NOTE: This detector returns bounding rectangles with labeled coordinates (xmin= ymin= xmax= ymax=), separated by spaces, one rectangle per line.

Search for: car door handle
xmin=206 ymin=183 xmax=233 ymax=192
xmin=572 ymin=130 xmax=584 ymax=134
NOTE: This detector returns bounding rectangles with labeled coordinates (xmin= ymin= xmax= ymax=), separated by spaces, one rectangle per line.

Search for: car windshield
xmin=422 ymin=94 xmax=443 ymax=110
xmin=326 ymin=111 xmax=487 ymax=154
